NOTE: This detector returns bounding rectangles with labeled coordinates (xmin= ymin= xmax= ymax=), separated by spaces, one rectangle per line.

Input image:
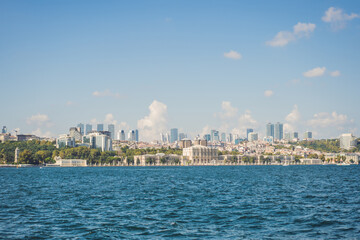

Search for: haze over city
xmin=1 ymin=1 xmax=359 ymax=141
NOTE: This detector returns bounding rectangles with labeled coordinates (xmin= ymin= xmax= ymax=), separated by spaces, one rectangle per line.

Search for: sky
xmin=1 ymin=0 xmax=360 ymax=141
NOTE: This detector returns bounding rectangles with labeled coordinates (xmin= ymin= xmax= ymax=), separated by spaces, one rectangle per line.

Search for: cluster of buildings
xmin=160 ymin=128 xmax=187 ymax=143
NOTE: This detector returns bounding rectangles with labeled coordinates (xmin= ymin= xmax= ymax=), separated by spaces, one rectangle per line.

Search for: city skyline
xmin=1 ymin=1 xmax=359 ymax=140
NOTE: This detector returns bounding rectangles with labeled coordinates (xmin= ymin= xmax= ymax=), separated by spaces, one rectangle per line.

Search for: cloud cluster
xmin=104 ymin=113 xmax=117 ymax=125
xmin=27 ymin=114 xmax=53 ymax=127
xmin=322 ymin=7 xmax=359 ymax=30
xmin=330 ymin=70 xmax=340 ymax=77
xmin=264 ymin=90 xmax=274 ymax=97
xmin=137 ymin=100 xmax=168 ymax=142
xmin=303 ymin=67 xmax=326 ymax=78
xmin=92 ymin=90 xmax=122 ymax=99
xmin=267 ymin=22 xmax=316 ymax=47
xmin=224 ymin=50 xmax=242 ymax=60
xmin=307 ymin=111 xmax=352 ymax=128
xmin=217 ymin=101 xmax=238 ymax=119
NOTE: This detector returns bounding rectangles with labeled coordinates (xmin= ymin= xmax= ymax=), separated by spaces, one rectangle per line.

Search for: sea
xmin=0 ymin=166 xmax=359 ymax=239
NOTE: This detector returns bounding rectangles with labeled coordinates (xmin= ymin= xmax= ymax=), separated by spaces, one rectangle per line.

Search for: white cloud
xmin=92 ymin=90 xmax=122 ymax=99
xmin=284 ymin=105 xmax=301 ymax=132
xmin=303 ymin=67 xmax=326 ymax=78
xmin=330 ymin=70 xmax=340 ymax=77
xmin=266 ymin=22 xmax=315 ymax=47
xmin=285 ymin=105 xmax=300 ymax=123
xmin=322 ymin=7 xmax=359 ymax=30
xmin=27 ymin=114 xmax=53 ymax=127
xmin=218 ymin=101 xmax=238 ymax=119
xmin=137 ymin=100 xmax=168 ymax=142
xmin=32 ymin=128 xmax=53 ymax=138
xmin=224 ymin=50 xmax=242 ymax=60
xmin=264 ymin=90 xmax=274 ymax=97
xmin=104 ymin=113 xmax=117 ymax=125
xmin=231 ymin=110 xmax=258 ymax=137
xmin=307 ymin=111 xmax=352 ymax=128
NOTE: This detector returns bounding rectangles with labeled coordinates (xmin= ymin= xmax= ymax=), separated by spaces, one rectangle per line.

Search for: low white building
xmin=182 ymin=145 xmax=218 ymax=165
xmin=54 ymin=157 xmax=87 ymax=167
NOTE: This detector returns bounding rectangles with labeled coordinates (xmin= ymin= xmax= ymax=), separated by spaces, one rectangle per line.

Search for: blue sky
xmin=1 ymin=0 xmax=359 ymax=140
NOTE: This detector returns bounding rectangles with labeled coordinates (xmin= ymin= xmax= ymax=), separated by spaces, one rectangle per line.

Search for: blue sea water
xmin=0 ymin=166 xmax=360 ymax=239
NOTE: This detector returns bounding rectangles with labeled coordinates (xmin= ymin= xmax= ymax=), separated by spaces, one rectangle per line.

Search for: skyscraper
xmin=97 ymin=124 xmax=104 ymax=131
xmin=266 ymin=123 xmax=274 ymax=138
xmin=340 ymin=133 xmax=357 ymax=150
xmin=128 ymin=130 xmax=136 ymax=141
xmin=117 ymin=130 xmax=125 ymax=141
xmin=274 ymin=122 xmax=283 ymax=140
xmin=85 ymin=124 xmax=92 ymax=135
xmin=203 ymin=134 xmax=211 ymax=141
xmin=77 ymin=123 xmax=84 ymax=135
xmin=211 ymin=130 xmax=219 ymax=142
xmin=303 ymin=131 xmax=312 ymax=140
xmin=108 ymin=124 xmax=115 ymax=139
xmin=179 ymin=133 xmax=187 ymax=140
xmin=170 ymin=128 xmax=178 ymax=143
xmin=135 ymin=129 xmax=139 ymax=142
xmin=221 ymin=133 xmax=226 ymax=142
xmin=1 ymin=126 xmax=7 ymax=134
xmin=246 ymin=128 xmax=254 ymax=140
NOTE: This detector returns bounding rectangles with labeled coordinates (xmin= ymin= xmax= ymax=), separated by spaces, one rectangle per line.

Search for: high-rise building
xmin=56 ymin=134 xmax=75 ymax=148
xmin=291 ymin=132 xmax=299 ymax=139
xmin=117 ymin=130 xmax=126 ymax=140
xmin=2 ymin=126 xmax=7 ymax=134
xmin=128 ymin=130 xmax=136 ymax=141
xmin=303 ymin=131 xmax=312 ymax=140
xmin=69 ymin=127 xmax=82 ymax=141
xmin=179 ymin=133 xmax=187 ymax=141
xmin=108 ymin=124 xmax=115 ymax=139
xmin=246 ymin=128 xmax=254 ymax=140
xmin=211 ymin=130 xmax=219 ymax=142
xmin=203 ymin=134 xmax=211 ymax=142
xmin=97 ymin=124 xmax=104 ymax=131
xmin=77 ymin=123 xmax=84 ymax=135
xmin=170 ymin=128 xmax=178 ymax=143
xmin=284 ymin=132 xmax=291 ymax=141
xmin=248 ymin=132 xmax=258 ymax=142
xmin=340 ymin=133 xmax=357 ymax=150
xmin=266 ymin=123 xmax=274 ymax=138
xmin=221 ymin=133 xmax=226 ymax=142
xmin=228 ymin=133 xmax=233 ymax=143
xmin=274 ymin=122 xmax=283 ymax=140
xmin=85 ymin=124 xmax=92 ymax=135
xmin=82 ymin=132 xmax=112 ymax=151
xmin=135 ymin=129 xmax=139 ymax=142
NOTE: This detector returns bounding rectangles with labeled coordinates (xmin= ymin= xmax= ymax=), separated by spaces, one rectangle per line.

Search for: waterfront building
xmin=108 ymin=124 xmax=115 ymax=139
xmin=179 ymin=139 xmax=192 ymax=148
xmin=134 ymin=153 xmax=182 ymax=166
xmin=266 ymin=123 xmax=274 ymax=138
xmin=170 ymin=128 xmax=178 ymax=143
xmin=56 ymin=134 xmax=75 ymax=148
xmin=77 ymin=123 xmax=84 ymax=135
xmin=304 ymin=131 xmax=313 ymax=140
xmin=183 ymin=145 xmax=218 ymax=165
xmin=69 ymin=127 xmax=82 ymax=142
xmin=54 ymin=157 xmax=87 ymax=167
xmin=274 ymin=122 xmax=283 ymax=140
xmin=248 ymin=132 xmax=258 ymax=142
xmin=97 ymin=124 xmax=104 ymax=131
xmin=246 ymin=128 xmax=254 ymax=140
xmin=193 ymin=139 xmax=207 ymax=146
xmin=85 ymin=124 xmax=92 ymax=135
xmin=340 ymin=133 xmax=357 ymax=150
xmin=83 ymin=132 xmax=112 ymax=151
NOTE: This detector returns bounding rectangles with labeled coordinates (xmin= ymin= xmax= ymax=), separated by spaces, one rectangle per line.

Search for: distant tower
xmin=14 ymin=147 xmax=20 ymax=164
xmin=2 ymin=126 xmax=7 ymax=134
